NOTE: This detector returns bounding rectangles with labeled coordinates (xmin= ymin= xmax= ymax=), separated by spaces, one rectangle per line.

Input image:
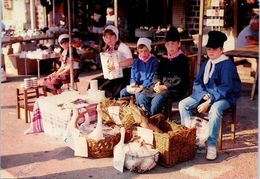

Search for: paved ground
xmin=0 ymin=70 xmax=258 ymax=179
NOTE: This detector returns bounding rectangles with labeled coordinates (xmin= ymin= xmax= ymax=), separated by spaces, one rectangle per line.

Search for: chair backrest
xmin=187 ymin=54 xmax=197 ymax=95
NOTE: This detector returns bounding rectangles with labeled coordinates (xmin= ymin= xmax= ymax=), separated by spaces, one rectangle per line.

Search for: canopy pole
xmin=67 ymin=0 xmax=74 ymax=89
xmin=30 ymin=0 xmax=36 ymax=30
xmin=52 ymin=0 xmax=55 ymax=26
xmin=114 ymin=0 xmax=118 ymax=27
xmin=197 ymin=0 xmax=205 ymax=74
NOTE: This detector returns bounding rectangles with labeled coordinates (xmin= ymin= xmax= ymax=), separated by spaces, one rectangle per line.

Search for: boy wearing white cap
xmin=120 ymin=37 xmax=158 ymax=97
xmin=135 ymin=27 xmax=190 ymax=116
xmin=97 ymin=25 xmax=133 ymax=98
xmin=179 ymin=31 xmax=241 ymax=160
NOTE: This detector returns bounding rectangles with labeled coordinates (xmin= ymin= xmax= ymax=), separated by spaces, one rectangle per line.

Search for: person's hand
xmin=197 ymin=101 xmax=211 ymax=113
xmin=153 ymin=84 xmax=167 ymax=93
xmin=203 ymin=93 xmax=210 ymax=100
xmin=130 ymin=83 xmax=137 ymax=87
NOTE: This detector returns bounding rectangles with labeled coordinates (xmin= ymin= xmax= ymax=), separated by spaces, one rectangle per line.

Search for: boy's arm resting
xmin=142 ymin=59 xmax=158 ymax=88
xmin=165 ymin=57 xmax=190 ymax=91
xmin=207 ymin=62 xmax=238 ymax=104
xmin=152 ymin=60 xmax=162 ymax=85
xmin=192 ymin=63 xmax=208 ymax=99
xmin=118 ymin=58 xmax=133 ymax=68
xmin=129 ymin=60 xmax=138 ymax=84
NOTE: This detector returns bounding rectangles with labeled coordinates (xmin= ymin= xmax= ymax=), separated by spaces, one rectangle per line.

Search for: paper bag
xmin=100 ymin=51 xmax=123 ymax=80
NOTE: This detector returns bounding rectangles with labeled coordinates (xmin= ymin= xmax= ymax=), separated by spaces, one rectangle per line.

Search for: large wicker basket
xmin=153 ymin=121 xmax=196 ymax=167
xmin=86 ymin=133 xmax=120 ymax=158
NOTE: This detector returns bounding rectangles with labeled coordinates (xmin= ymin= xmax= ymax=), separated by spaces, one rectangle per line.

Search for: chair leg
xmin=217 ymin=121 xmax=223 ymax=150
xmin=24 ymin=90 xmax=29 ymax=123
xmin=16 ymin=88 xmax=21 ymax=119
xmin=231 ymin=111 xmax=236 ymax=144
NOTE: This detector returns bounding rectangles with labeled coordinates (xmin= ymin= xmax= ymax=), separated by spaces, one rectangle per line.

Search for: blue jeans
xmin=178 ymin=96 xmax=230 ymax=147
xmin=135 ymin=93 xmax=167 ymax=116
xmin=120 ymin=87 xmax=129 ymax=97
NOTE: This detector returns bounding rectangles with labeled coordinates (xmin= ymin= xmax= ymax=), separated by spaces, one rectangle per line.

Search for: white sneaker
xmin=206 ymin=146 xmax=217 ymax=160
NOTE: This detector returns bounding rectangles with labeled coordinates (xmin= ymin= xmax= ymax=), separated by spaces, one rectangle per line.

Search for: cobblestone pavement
xmin=0 ymin=71 xmax=258 ymax=179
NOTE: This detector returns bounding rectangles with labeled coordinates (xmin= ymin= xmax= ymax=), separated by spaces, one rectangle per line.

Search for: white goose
xmin=113 ymin=127 xmax=126 ymax=172
xmin=87 ymin=105 xmax=104 ymax=141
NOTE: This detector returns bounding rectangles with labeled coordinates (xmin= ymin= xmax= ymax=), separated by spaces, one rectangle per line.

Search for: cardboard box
xmin=4 ymin=54 xmax=37 ymax=75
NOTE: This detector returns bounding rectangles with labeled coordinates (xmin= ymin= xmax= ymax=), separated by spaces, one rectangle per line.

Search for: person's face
xmin=60 ymin=41 xmax=69 ymax=50
xmin=165 ymin=41 xmax=180 ymax=55
xmin=137 ymin=46 xmax=150 ymax=59
xmin=206 ymin=47 xmax=223 ymax=60
xmin=103 ymin=33 xmax=117 ymax=47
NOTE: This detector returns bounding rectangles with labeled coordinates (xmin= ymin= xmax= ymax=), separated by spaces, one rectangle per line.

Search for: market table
xmin=20 ymin=52 xmax=60 ymax=78
xmin=224 ymin=45 xmax=259 ymax=100
xmin=24 ymin=91 xmax=97 ymax=139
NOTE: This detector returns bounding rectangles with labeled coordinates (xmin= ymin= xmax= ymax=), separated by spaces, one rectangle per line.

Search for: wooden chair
xmin=16 ymin=85 xmax=47 ymax=123
xmin=194 ymin=105 xmax=237 ymax=150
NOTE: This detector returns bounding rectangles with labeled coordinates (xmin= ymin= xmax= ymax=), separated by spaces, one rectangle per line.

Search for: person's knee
xmin=178 ymin=98 xmax=187 ymax=111
xmin=208 ymin=106 xmax=223 ymax=121
xmin=135 ymin=93 xmax=145 ymax=103
xmin=120 ymin=88 xmax=127 ymax=97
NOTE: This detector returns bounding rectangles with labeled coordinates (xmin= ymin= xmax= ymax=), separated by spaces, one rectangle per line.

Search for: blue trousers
xmin=178 ymin=96 xmax=230 ymax=147
xmin=135 ymin=93 xmax=167 ymax=116
xmin=120 ymin=87 xmax=130 ymax=97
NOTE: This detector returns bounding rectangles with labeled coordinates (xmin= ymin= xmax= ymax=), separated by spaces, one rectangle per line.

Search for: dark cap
xmin=166 ymin=27 xmax=180 ymax=42
xmin=206 ymin=31 xmax=227 ymax=48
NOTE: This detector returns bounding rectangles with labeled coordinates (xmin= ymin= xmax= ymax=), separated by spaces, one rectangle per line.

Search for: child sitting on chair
xmin=178 ymin=31 xmax=241 ymax=160
xmin=120 ymin=37 xmax=158 ymax=98
xmin=43 ymin=34 xmax=81 ymax=95
xmin=135 ymin=27 xmax=190 ymax=116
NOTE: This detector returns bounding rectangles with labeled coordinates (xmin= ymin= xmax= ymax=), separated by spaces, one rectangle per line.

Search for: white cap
xmin=58 ymin=34 xmax=69 ymax=44
xmin=104 ymin=25 xmax=119 ymax=40
xmin=137 ymin=37 xmax=152 ymax=52
xmin=107 ymin=7 xmax=114 ymax=12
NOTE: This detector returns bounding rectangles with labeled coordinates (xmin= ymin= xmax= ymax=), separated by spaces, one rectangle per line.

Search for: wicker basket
xmin=153 ymin=121 xmax=196 ymax=167
xmin=86 ymin=133 xmax=120 ymax=158
xmin=76 ymin=109 xmax=121 ymax=158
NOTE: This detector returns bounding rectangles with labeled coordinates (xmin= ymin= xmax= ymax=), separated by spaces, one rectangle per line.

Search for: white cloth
xmin=203 ymin=54 xmax=228 ymax=84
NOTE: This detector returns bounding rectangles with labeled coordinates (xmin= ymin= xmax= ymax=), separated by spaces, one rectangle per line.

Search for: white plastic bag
xmin=190 ymin=116 xmax=209 ymax=147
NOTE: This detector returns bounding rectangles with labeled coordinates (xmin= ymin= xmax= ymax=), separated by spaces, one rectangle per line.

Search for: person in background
xmin=135 ymin=27 xmax=190 ymax=116
xmin=106 ymin=7 xmax=116 ymax=25
xmin=178 ymin=31 xmax=241 ymax=160
xmin=43 ymin=34 xmax=81 ymax=95
xmin=120 ymin=37 xmax=158 ymax=98
xmin=97 ymin=25 xmax=133 ymax=98
xmin=236 ymin=15 xmax=259 ymax=48
xmin=91 ymin=4 xmax=106 ymax=34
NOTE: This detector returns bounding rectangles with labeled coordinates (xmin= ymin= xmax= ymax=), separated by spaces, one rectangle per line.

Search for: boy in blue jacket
xmin=120 ymin=37 xmax=158 ymax=97
xmin=179 ymin=31 xmax=241 ymax=160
